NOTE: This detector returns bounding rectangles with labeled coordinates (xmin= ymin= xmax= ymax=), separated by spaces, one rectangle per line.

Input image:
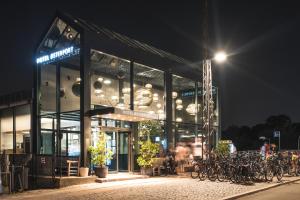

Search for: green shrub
xmin=137 ymin=140 xmax=160 ymax=168
xmin=88 ymin=132 xmax=113 ymax=167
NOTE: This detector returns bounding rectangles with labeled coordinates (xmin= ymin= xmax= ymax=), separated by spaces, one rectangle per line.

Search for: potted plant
xmin=88 ymin=132 xmax=113 ymax=178
xmin=137 ymin=140 xmax=160 ymax=176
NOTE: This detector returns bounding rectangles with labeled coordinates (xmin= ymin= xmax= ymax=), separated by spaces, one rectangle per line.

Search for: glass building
xmin=0 ymin=12 xmax=220 ymax=181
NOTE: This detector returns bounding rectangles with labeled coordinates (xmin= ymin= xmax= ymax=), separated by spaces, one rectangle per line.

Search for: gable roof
xmin=37 ymin=11 xmax=202 ymax=79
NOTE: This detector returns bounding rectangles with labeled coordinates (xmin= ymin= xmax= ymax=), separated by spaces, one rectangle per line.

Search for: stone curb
xmin=221 ymin=177 xmax=300 ymax=200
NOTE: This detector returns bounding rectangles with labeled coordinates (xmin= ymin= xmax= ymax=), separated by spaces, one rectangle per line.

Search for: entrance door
xmin=105 ymin=132 xmax=117 ymax=171
xmin=118 ymin=132 xmax=130 ymax=171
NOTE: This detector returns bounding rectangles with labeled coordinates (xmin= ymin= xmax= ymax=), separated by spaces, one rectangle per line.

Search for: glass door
xmin=105 ymin=132 xmax=117 ymax=171
xmin=118 ymin=132 xmax=129 ymax=171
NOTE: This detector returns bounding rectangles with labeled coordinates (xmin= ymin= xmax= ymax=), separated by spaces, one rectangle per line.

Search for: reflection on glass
xmin=134 ymin=63 xmax=165 ymax=119
xmin=172 ymin=75 xmax=196 ymax=124
xmin=91 ymin=50 xmax=131 ymax=110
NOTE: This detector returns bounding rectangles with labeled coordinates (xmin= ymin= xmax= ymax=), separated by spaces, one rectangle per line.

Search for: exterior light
xmin=103 ymin=79 xmax=111 ymax=85
xmin=148 ymin=111 xmax=155 ymax=114
xmin=156 ymin=103 xmax=162 ymax=108
xmin=76 ymin=77 xmax=81 ymax=82
xmin=98 ymin=77 xmax=103 ymax=82
xmin=214 ymin=51 xmax=227 ymax=63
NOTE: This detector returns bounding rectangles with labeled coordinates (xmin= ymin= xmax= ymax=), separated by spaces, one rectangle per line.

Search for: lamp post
xmin=202 ymin=51 xmax=227 ymax=153
xmin=298 ymin=135 xmax=300 ymax=150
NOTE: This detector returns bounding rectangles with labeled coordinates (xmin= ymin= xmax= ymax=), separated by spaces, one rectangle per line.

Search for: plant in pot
xmin=88 ymin=132 xmax=113 ymax=178
xmin=137 ymin=140 xmax=160 ymax=176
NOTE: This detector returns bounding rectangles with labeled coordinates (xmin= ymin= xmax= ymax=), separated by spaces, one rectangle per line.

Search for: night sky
xmin=0 ymin=0 xmax=299 ymax=128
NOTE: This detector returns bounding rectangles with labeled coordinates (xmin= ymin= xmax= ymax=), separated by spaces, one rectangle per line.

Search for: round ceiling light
xmin=103 ymin=79 xmax=111 ymax=85
xmin=176 ymin=117 xmax=183 ymax=122
xmin=135 ymin=88 xmax=153 ymax=107
xmin=122 ymin=87 xmax=131 ymax=94
xmin=175 ymin=99 xmax=182 ymax=104
xmin=176 ymin=104 xmax=183 ymax=110
xmin=172 ymin=92 xmax=178 ymax=99
xmin=145 ymin=83 xmax=152 ymax=89
xmin=186 ymin=104 xmax=200 ymax=115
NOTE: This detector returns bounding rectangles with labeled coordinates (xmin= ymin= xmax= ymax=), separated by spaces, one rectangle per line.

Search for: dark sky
xmin=0 ymin=0 xmax=300 ymax=128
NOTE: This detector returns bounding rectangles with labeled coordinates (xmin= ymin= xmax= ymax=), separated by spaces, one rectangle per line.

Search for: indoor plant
xmin=88 ymin=132 xmax=113 ymax=178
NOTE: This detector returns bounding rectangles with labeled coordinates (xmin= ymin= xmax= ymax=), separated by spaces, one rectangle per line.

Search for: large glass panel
xmin=0 ymin=109 xmax=13 ymax=153
xmin=68 ymin=132 xmax=80 ymax=156
xmin=40 ymin=130 xmax=54 ymax=155
xmin=60 ymin=65 xmax=80 ymax=112
xmin=40 ymin=64 xmax=56 ymax=114
xmin=118 ymin=132 xmax=129 ymax=171
xmin=37 ymin=18 xmax=81 ymax=156
xmin=15 ymin=105 xmax=31 ymax=154
xmin=37 ymin=18 xmax=80 ymax=55
xmin=91 ymin=50 xmax=131 ymax=110
xmin=106 ymin=132 xmax=117 ymax=171
xmin=133 ymin=63 xmax=165 ymax=119
xmin=172 ymin=75 xmax=196 ymax=124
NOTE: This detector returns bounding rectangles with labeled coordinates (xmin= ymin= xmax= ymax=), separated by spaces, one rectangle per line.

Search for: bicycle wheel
xmin=208 ymin=167 xmax=217 ymax=181
xmin=265 ymin=168 xmax=274 ymax=182
xmin=276 ymin=167 xmax=283 ymax=181
xmin=191 ymin=164 xmax=200 ymax=179
xmin=217 ymin=167 xmax=226 ymax=182
xmin=199 ymin=167 xmax=207 ymax=181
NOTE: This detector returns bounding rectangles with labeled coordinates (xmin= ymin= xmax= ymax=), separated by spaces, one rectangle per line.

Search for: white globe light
xmin=214 ymin=51 xmax=227 ymax=63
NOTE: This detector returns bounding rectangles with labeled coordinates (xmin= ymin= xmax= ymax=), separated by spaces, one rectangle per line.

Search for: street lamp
xmin=202 ymin=51 xmax=227 ymax=153
xmin=298 ymin=135 xmax=300 ymax=150
xmin=214 ymin=51 xmax=227 ymax=63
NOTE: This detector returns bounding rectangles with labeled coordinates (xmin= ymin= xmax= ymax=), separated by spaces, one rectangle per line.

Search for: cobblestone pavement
xmin=1 ymin=176 xmax=298 ymax=200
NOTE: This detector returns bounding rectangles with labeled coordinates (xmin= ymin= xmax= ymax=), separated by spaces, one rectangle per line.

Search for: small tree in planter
xmin=88 ymin=132 xmax=113 ymax=178
xmin=215 ymin=141 xmax=230 ymax=157
xmin=137 ymin=140 xmax=160 ymax=175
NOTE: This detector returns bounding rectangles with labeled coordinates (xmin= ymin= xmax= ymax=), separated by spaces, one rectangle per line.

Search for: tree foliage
xmin=222 ymin=115 xmax=300 ymax=150
xmin=137 ymin=140 xmax=160 ymax=168
xmin=138 ymin=120 xmax=163 ymax=140
xmin=215 ymin=141 xmax=230 ymax=156
xmin=88 ymin=132 xmax=113 ymax=167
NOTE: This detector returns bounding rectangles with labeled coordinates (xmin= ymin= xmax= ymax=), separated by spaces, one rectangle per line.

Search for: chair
xmin=66 ymin=159 xmax=80 ymax=176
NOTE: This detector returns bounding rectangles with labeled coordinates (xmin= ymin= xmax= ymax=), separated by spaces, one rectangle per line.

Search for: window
xmin=133 ymin=63 xmax=165 ymax=119
xmin=172 ymin=75 xmax=197 ymax=124
xmin=91 ymin=50 xmax=131 ymax=110
xmin=15 ymin=105 xmax=31 ymax=153
xmin=0 ymin=109 xmax=13 ymax=153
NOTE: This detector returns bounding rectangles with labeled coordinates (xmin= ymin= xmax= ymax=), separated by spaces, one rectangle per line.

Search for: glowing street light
xmin=214 ymin=51 xmax=227 ymax=63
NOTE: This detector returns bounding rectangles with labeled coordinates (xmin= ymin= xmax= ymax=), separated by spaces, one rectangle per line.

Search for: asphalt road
xmin=237 ymin=180 xmax=300 ymax=200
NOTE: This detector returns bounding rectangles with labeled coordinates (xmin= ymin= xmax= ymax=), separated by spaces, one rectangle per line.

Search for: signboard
xmin=36 ymin=46 xmax=80 ymax=64
xmin=273 ymin=131 xmax=280 ymax=138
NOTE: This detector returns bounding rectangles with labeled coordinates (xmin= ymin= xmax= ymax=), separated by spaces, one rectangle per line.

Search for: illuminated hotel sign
xmin=36 ymin=46 xmax=80 ymax=64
